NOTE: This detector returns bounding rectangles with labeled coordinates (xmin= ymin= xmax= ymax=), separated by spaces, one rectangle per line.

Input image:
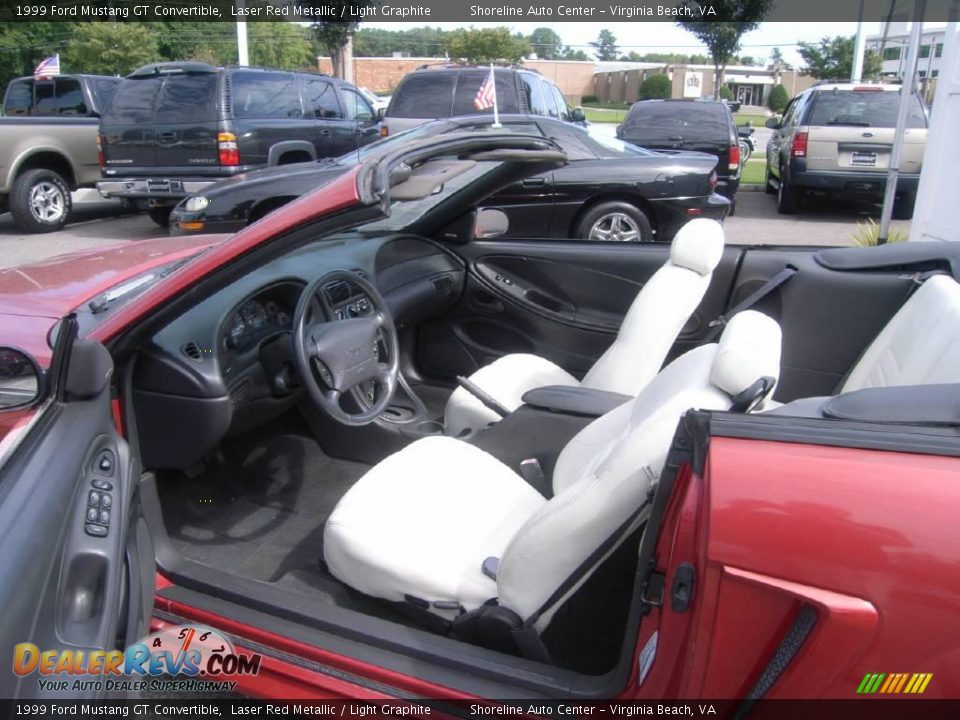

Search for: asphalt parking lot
xmin=0 ymin=189 xmax=911 ymax=270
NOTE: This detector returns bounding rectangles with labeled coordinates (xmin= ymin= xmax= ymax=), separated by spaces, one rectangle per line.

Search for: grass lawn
xmin=740 ymin=160 xmax=766 ymax=186
xmin=734 ymin=112 xmax=772 ymax=127
xmin=583 ymin=107 xmax=628 ymax=124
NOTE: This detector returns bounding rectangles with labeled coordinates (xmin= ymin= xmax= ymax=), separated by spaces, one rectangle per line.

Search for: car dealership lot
xmin=0 ymin=190 xmax=912 ymax=269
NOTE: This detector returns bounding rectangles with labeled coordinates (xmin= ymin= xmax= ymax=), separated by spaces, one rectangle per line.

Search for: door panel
xmin=417 ymin=239 xmax=739 ymax=381
xmin=0 ymin=336 xmax=154 ymax=699
xmin=482 ymin=173 xmax=556 ymax=238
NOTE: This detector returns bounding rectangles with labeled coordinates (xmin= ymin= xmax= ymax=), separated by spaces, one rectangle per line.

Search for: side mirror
xmin=615 ymin=124 xmax=623 ymax=136
xmin=376 ymin=107 xmax=386 ymax=122
xmin=0 ymin=348 xmax=43 ymax=411
xmin=474 ymin=208 xmax=509 ymax=239
xmin=569 ymin=107 xmax=586 ymax=124
xmin=765 ymin=116 xmax=781 ymax=129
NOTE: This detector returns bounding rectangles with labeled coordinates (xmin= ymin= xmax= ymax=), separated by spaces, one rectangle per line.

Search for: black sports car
xmin=170 ymin=115 xmax=730 ymax=242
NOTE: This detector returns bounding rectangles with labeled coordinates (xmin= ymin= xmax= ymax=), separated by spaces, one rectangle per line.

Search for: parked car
xmin=0 ymin=130 xmax=958 ymax=701
xmin=96 ymin=62 xmax=381 ymax=227
xmin=764 ymin=81 xmax=928 ymax=217
xmin=170 ymin=114 xmax=727 ymax=241
xmin=0 ymin=74 xmax=120 ymax=232
xmin=617 ymin=98 xmax=741 ymax=211
xmin=357 ymin=86 xmax=389 ymax=113
xmin=382 ymin=64 xmax=586 ymax=136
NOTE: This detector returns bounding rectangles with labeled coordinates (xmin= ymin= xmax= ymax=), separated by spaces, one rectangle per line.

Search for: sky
xmin=362 ymin=21 xmax=885 ymax=67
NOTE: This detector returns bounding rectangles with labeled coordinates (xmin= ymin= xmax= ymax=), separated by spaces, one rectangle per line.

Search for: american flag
xmin=473 ymin=68 xmax=497 ymax=111
xmin=34 ymin=54 xmax=60 ymax=77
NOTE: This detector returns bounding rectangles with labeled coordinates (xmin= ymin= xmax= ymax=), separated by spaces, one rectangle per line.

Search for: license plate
xmin=851 ymin=151 xmax=877 ymax=167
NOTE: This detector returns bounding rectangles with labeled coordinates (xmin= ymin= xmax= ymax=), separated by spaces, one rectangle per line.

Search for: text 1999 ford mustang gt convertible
xmin=0 ymin=132 xmax=958 ymax=703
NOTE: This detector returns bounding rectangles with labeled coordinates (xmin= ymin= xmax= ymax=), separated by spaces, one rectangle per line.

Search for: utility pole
xmin=236 ymin=0 xmax=249 ymax=66
xmin=851 ymin=0 xmax=867 ymax=81
xmin=878 ymin=0 xmax=926 ymax=244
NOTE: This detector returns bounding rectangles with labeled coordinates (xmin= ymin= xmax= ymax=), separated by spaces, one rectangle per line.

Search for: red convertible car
xmin=0 ymin=132 xmax=958 ymax=704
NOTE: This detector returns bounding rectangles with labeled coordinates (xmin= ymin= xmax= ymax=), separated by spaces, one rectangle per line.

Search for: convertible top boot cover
xmin=322 ymin=310 xmax=780 ymax=627
xmin=443 ymin=218 xmax=726 ymax=437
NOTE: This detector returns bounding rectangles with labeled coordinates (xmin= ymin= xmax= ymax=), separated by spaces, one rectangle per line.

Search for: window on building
xmin=883 ymin=47 xmax=902 ymax=61
xmin=932 ymin=70 xmax=939 ymax=78
xmin=920 ymin=45 xmax=931 ymax=59
xmin=918 ymin=70 xmax=927 ymax=78
xmin=935 ymin=43 xmax=943 ymax=58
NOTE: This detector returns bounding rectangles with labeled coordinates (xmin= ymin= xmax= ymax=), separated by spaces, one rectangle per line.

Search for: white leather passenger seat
xmin=323 ymin=310 xmax=781 ymax=638
xmin=444 ymin=218 xmax=726 ymax=437
xmin=841 ymin=274 xmax=960 ymax=392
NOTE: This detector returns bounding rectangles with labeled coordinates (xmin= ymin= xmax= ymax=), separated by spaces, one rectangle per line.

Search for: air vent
xmin=323 ymin=280 xmax=352 ymax=305
xmin=181 ymin=341 xmax=203 ymax=362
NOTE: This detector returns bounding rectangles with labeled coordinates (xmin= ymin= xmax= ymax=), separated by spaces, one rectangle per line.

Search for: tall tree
xmin=798 ymin=36 xmax=882 ymax=79
xmin=676 ymin=0 xmax=775 ymax=98
xmin=589 ymin=30 xmax=619 ymax=61
xmin=249 ymin=22 xmax=313 ymax=70
xmin=309 ymin=0 xmax=377 ymax=78
xmin=528 ymin=27 xmax=563 ymax=60
xmin=0 ymin=22 xmax=78 ymax=92
xmin=561 ymin=47 xmax=589 ymax=61
xmin=445 ymin=27 xmax=530 ymax=63
xmin=767 ymin=46 xmax=792 ymax=70
xmin=61 ymin=23 xmax=159 ymax=77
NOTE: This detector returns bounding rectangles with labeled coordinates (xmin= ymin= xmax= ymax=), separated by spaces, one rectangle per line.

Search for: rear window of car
xmin=3 ymin=79 xmax=32 ymax=116
xmin=805 ymin=90 xmax=926 ymax=129
xmin=155 ymin=73 xmax=218 ymax=123
xmin=102 ymin=76 xmax=163 ymax=124
xmin=389 ymin=70 xmax=519 ymax=119
xmin=622 ymin=102 xmax=731 ymax=142
xmin=93 ymin=78 xmax=120 ymax=112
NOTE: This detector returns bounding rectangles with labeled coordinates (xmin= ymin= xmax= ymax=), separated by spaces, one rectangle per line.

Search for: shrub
xmin=768 ymin=84 xmax=789 ymax=113
xmin=581 ymin=94 xmax=598 ymax=104
xmin=851 ymin=219 xmax=909 ymax=247
xmin=718 ymin=85 xmax=733 ymax=100
xmin=639 ymin=74 xmax=672 ymax=100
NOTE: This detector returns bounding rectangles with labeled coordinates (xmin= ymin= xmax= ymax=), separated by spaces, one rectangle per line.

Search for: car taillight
xmin=380 ymin=125 xmax=389 ymax=138
xmin=791 ymin=131 xmax=808 ymax=158
xmin=709 ymin=170 xmax=718 ymax=191
xmin=97 ymin=133 xmax=104 ymax=169
xmin=218 ymin=132 xmax=239 ymax=166
xmin=728 ymin=143 xmax=740 ymax=172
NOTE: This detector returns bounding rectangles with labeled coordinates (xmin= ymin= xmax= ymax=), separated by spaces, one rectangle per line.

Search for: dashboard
xmin=132 ymin=234 xmax=465 ymax=470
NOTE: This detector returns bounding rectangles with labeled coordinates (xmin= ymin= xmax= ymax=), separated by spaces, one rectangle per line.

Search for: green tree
xmin=354 ymin=26 xmax=447 ymax=57
xmin=639 ymin=74 xmax=672 ymax=99
xmin=249 ymin=22 xmax=313 ymax=70
xmin=445 ymin=27 xmax=530 ymax=63
xmin=676 ymin=0 xmax=775 ymax=98
xmin=589 ymin=30 xmax=618 ymax=61
xmin=61 ymin=22 xmax=158 ymax=77
xmin=798 ymin=36 xmax=882 ymax=79
xmin=309 ymin=0 xmax=377 ymax=78
xmin=767 ymin=46 xmax=792 ymax=70
xmin=561 ymin=47 xmax=589 ymax=61
xmin=718 ymin=84 xmax=733 ymax=100
xmin=768 ymin=83 xmax=789 ymax=112
xmin=0 ymin=22 xmax=78 ymax=93
xmin=528 ymin=27 xmax=564 ymax=60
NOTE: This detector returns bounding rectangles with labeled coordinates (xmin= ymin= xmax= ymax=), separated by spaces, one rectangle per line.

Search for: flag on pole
xmin=473 ymin=64 xmax=501 ymax=127
xmin=34 ymin=54 xmax=60 ymax=77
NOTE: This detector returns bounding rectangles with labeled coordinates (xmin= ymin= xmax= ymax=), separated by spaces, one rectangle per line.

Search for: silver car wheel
xmin=588 ymin=212 xmax=643 ymax=242
xmin=28 ymin=181 xmax=67 ymax=224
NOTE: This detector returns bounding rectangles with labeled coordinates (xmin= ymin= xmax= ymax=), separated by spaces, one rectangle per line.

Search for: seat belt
xmin=704 ymin=266 xmax=798 ymax=343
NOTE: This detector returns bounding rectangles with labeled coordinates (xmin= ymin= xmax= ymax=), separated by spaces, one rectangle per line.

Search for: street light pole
xmin=851 ymin=0 xmax=867 ymax=82
xmin=878 ymin=0 xmax=926 ymax=244
xmin=236 ymin=0 xmax=249 ymax=66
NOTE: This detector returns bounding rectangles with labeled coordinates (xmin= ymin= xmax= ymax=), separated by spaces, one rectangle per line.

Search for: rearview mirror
xmin=765 ymin=116 xmax=781 ymax=129
xmin=475 ymin=208 xmax=509 ymax=239
xmin=0 ymin=348 xmax=43 ymax=410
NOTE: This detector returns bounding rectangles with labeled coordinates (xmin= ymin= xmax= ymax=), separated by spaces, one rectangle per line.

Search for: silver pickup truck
xmin=0 ymin=74 xmax=120 ymax=233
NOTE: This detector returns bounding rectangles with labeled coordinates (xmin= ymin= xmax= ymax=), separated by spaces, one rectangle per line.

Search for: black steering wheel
xmin=292 ymin=270 xmax=400 ymax=426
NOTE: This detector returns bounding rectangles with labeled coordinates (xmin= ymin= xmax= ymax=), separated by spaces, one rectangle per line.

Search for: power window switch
xmin=85 ymin=523 xmax=108 ymax=538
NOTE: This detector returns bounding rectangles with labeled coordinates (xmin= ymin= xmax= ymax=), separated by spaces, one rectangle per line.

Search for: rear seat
xmin=840 ymin=274 xmax=960 ymax=392
xmin=770 ymin=274 xmax=960 ymax=416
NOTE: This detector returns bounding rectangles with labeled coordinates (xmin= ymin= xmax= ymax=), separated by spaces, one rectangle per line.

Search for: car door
xmin=301 ymin=76 xmax=355 ymax=158
xmin=416 ymin=235 xmax=739 ymax=382
xmin=0 ymin=317 xmax=154 ymax=699
xmin=339 ymin=85 xmax=382 ymax=152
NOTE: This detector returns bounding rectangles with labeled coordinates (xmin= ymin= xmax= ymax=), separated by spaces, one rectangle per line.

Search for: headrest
xmin=710 ymin=310 xmax=782 ymax=397
xmin=670 ymin=218 xmax=725 ymax=276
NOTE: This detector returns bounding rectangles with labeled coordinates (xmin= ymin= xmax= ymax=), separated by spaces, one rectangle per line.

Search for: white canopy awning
xmin=724 ymin=73 xmax=775 ymax=85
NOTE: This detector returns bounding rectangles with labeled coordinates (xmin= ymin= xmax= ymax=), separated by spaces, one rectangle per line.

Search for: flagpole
xmin=490 ymin=63 xmax=501 ymax=128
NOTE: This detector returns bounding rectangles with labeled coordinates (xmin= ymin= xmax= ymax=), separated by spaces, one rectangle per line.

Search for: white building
xmin=867 ymin=23 xmax=948 ymax=81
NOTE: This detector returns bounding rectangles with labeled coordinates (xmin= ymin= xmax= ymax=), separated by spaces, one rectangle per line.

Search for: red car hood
xmin=0 ymin=234 xmax=229 ymax=321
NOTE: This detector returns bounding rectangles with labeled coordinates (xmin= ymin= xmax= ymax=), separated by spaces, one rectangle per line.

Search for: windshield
xmin=359 ymin=161 xmax=503 ymax=233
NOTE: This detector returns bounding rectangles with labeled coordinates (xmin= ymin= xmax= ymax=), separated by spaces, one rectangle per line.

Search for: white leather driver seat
xmin=324 ymin=311 xmax=781 ymax=644
xmin=444 ymin=218 xmax=726 ymax=437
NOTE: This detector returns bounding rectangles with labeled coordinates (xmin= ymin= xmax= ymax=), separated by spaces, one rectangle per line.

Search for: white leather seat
xmin=841 ymin=274 xmax=960 ymax=392
xmin=444 ymin=218 xmax=726 ymax=437
xmin=324 ymin=310 xmax=781 ymax=636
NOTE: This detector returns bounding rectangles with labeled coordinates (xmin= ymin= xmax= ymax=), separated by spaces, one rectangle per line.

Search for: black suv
xmin=617 ymin=99 xmax=741 ymax=209
xmin=97 ymin=62 xmax=380 ymax=226
xmin=383 ymin=64 xmax=585 ymax=136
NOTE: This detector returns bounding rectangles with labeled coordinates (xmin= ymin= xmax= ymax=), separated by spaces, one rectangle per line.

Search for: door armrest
xmin=521 ymin=385 xmax=631 ymax=418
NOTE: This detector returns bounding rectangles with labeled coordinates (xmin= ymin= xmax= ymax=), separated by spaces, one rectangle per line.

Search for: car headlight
xmin=184 ymin=196 xmax=209 ymax=212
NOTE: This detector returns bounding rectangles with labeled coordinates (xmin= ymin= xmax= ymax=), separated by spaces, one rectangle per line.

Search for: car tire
xmin=776 ymin=170 xmax=800 ymax=215
xmin=764 ymin=163 xmax=776 ymax=195
xmin=9 ymin=168 xmax=72 ymax=234
xmin=893 ymin=193 xmax=915 ymax=221
xmin=576 ymin=201 xmax=654 ymax=243
xmin=148 ymin=207 xmax=173 ymax=228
